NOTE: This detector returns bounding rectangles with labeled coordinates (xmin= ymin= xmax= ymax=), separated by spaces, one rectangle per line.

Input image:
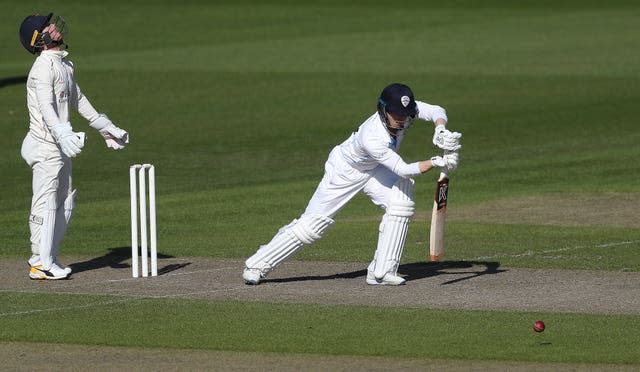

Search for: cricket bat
xmin=429 ymin=171 xmax=449 ymax=261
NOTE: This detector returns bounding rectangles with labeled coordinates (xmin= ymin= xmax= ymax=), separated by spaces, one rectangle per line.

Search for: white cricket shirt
xmin=338 ymin=100 xmax=447 ymax=178
xmin=26 ymin=50 xmax=100 ymax=143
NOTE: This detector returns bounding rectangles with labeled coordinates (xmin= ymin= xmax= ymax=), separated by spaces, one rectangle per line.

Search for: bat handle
xmin=439 ymin=171 xmax=448 ymax=181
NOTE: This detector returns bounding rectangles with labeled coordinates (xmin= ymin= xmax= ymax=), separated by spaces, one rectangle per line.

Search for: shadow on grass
xmin=0 ymin=75 xmax=27 ymax=88
xmin=69 ymin=246 xmax=191 ymax=275
xmin=264 ymin=260 xmax=505 ymax=285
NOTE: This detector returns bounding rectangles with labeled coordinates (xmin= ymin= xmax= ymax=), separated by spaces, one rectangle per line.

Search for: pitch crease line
xmin=0 ymin=286 xmax=249 ymax=316
xmin=471 ymin=240 xmax=640 ymax=261
xmin=105 ymin=266 xmax=238 ymax=282
xmin=0 ymin=298 xmax=136 ymax=317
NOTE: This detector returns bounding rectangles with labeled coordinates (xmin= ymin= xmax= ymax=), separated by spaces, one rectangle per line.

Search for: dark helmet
xmin=19 ymin=13 xmax=67 ymax=54
xmin=378 ymin=83 xmax=418 ymax=117
xmin=19 ymin=13 xmax=52 ymax=54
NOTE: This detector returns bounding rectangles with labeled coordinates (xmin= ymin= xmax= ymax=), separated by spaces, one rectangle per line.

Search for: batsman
xmin=18 ymin=12 xmax=129 ymax=280
xmin=243 ymin=83 xmax=461 ymax=285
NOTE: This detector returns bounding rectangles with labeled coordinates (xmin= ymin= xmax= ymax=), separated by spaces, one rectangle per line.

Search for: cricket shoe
xmin=28 ymin=255 xmax=72 ymax=275
xmin=242 ymin=268 xmax=264 ymax=285
xmin=29 ymin=263 xmax=70 ymax=280
xmin=366 ymin=272 xmax=406 ymax=286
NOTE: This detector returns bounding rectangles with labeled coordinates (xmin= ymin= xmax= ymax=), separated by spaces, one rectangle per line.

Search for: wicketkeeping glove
xmin=89 ymin=114 xmax=129 ymax=150
xmin=433 ymin=124 xmax=462 ymax=151
xmin=50 ymin=122 xmax=85 ymax=158
xmin=431 ymin=151 xmax=459 ymax=172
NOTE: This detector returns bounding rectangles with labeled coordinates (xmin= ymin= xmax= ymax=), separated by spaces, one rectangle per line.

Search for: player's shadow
xmin=265 ymin=260 xmax=504 ymax=285
xmin=0 ymin=75 xmax=27 ymax=88
xmin=69 ymin=246 xmax=190 ymax=275
xmin=401 ymin=260 xmax=506 ymax=285
xmin=266 ymin=267 xmax=368 ymax=283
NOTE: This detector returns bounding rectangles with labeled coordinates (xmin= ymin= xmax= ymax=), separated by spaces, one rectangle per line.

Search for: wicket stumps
xmin=130 ymin=164 xmax=157 ymax=277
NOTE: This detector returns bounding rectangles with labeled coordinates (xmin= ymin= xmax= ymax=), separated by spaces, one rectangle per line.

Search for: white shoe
xmin=29 ymin=263 xmax=70 ymax=280
xmin=56 ymin=261 xmax=72 ymax=275
xmin=366 ymin=271 xmax=406 ymax=286
xmin=28 ymin=255 xmax=40 ymax=267
xmin=28 ymin=255 xmax=72 ymax=275
xmin=243 ymin=268 xmax=263 ymax=285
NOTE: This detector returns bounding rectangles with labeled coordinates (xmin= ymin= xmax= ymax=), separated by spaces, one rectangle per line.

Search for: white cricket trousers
xmin=303 ymin=146 xmax=400 ymax=218
xmin=20 ymin=133 xmax=72 ymax=256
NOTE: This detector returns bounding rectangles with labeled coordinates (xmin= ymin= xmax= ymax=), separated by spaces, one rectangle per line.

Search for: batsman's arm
xmin=415 ymin=101 xmax=448 ymax=125
xmin=418 ymin=159 xmax=439 ymax=174
xmin=31 ymin=61 xmax=65 ymax=129
xmin=418 ymin=151 xmax=457 ymax=173
xmin=434 ymin=118 xmax=447 ymax=127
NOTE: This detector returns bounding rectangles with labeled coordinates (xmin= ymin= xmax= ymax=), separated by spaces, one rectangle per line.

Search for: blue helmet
xmin=19 ymin=13 xmax=67 ymax=54
xmin=377 ymin=83 xmax=418 ymax=135
xmin=378 ymin=83 xmax=418 ymax=117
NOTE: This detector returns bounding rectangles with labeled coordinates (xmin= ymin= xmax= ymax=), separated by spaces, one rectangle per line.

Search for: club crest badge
xmin=401 ymin=95 xmax=410 ymax=107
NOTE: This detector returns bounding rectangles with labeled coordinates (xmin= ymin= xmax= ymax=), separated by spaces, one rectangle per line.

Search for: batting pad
xmin=245 ymin=214 xmax=335 ymax=274
xmin=372 ymin=178 xmax=415 ymax=279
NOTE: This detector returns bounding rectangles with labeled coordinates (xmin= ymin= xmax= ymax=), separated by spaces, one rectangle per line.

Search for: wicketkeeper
xmin=243 ymin=83 xmax=461 ymax=285
xmin=19 ymin=12 xmax=129 ymax=280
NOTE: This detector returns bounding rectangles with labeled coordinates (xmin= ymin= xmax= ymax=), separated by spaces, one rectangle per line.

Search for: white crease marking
xmin=472 ymin=240 xmax=640 ymax=261
xmin=0 ymin=298 xmax=135 ymax=317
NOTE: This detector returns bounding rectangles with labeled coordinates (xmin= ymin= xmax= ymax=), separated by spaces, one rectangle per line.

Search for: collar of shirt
xmin=375 ymin=115 xmax=404 ymax=150
xmin=41 ymin=49 xmax=69 ymax=60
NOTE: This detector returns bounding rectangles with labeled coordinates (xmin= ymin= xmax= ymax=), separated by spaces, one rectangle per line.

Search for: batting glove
xmin=433 ymin=124 xmax=462 ymax=151
xmin=50 ymin=122 xmax=85 ymax=158
xmin=431 ymin=151 xmax=459 ymax=172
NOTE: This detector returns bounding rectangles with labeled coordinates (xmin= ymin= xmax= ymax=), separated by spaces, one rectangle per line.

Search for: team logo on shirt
xmin=401 ymin=96 xmax=410 ymax=107
xmin=29 ymin=214 xmax=43 ymax=225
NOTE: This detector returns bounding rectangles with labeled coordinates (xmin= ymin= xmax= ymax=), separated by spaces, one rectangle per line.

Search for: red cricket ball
xmin=533 ymin=320 xmax=545 ymax=332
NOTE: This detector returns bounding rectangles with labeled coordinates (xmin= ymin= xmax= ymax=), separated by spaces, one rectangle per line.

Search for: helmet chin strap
xmin=377 ymin=103 xmax=413 ymax=137
xmin=386 ymin=125 xmax=401 ymax=136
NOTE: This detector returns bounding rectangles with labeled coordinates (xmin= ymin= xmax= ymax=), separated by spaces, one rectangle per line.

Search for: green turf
xmin=1 ymin=0 xmax=639 ymax=367
xmin=1 ymin=292 xmax=639 ymax=364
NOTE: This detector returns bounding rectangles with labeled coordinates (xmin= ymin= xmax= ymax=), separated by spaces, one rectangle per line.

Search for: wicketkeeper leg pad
xmin=38 ymin=193 xmax=59 ymax=271
xmin=51 ymin=189 xmax=76 ymax=258
xmin=371 ymin=178 xmax=415 ymax=279
xmin=245 ymin=214 xmax=335 ymax=275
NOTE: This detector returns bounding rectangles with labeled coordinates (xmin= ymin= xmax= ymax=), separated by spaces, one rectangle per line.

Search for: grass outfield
xmin=1 ymin=0 xmax=639 ymax=369
xmin=1 ymin=292 xmax=639 ymax=364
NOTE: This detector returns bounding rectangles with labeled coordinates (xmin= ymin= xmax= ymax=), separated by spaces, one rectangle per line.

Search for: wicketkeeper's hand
xmin=431 ymin=151 xmax=459 ymax=172
xmin=89 ymin=114 xmax=129 ymax=150
xmin=50 ymin=122 xmax=85 ymax=158
xmin=433 ymin=124 xmax=462 ymax=151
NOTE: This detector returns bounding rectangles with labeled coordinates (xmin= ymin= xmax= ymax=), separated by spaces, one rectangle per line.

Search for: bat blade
xmin=429 ymin=172 xmax=449 ymax=262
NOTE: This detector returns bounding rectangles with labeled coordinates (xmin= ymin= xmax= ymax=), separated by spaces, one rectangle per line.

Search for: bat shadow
xmin=68 ymin=246 xmax=190 ymax=275
xmin=401 ymin=260 xmax=506 ymax=285
xmin=262 ymin=260 xmax=504 ymax=285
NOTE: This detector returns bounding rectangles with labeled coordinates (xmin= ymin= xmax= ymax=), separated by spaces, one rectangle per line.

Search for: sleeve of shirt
xmin=75 ymin=84 xmax=100 ymax=123
xmin=416 ymin=100 xmax=447 ymax=123
xmin=363 ymin=135 xmax=422 ymax=178
xmin=31 ymin=60 xmax=63 ymax=128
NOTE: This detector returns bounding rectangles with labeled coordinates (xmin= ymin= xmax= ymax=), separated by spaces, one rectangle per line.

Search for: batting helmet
xmin=19 ymin=13 xmax=67 ymax=54
xmin=378 ymin=83 xmax=418 ymax=117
